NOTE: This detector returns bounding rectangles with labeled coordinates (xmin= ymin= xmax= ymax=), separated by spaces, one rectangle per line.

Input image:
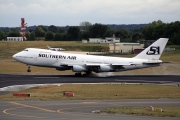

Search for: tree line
xmin=0 ymin=20 xmax=179 ymax=44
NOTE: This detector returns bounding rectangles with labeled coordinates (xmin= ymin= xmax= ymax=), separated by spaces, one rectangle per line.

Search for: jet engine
xmin=56 ymin=66 xmax=69 ymax=71
xmin=99 ymin=65 xmax=113 ymax=72
xmin=72 ymin=65 xmax=86 ymax=72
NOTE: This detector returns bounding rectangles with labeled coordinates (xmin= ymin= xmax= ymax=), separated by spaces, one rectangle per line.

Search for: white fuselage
xmin=12 ymin=38 xmax=168 ymax=74
xmin=13 ymin=48 xmax=162 ymax=73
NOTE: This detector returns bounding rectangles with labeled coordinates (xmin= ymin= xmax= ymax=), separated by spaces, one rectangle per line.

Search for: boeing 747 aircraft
xmin=13 ymin=38 xmax=168 ymax=76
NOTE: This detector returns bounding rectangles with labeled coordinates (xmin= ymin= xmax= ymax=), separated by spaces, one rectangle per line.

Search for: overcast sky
xmin=0 ymin=0 xmax=180 ymax=27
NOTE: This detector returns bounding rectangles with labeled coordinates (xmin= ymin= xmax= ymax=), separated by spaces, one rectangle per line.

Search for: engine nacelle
xmin=56 ymin=66 xmax=68 ymax=71
xmin=99 ymin=65 xmax=113 ymax=72
xmin=72 ymin=65 xmax=86 ymax=72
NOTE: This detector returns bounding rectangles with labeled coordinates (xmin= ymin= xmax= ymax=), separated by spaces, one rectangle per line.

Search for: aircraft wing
xmin=111 ymin=63 xmax=132 ymax=66
xmin=60 ymin=63 xmax=132 ymax=67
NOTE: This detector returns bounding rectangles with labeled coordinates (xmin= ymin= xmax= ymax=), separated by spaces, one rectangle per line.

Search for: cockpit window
xmin=23 ymin=49 xmax=28 ymax=51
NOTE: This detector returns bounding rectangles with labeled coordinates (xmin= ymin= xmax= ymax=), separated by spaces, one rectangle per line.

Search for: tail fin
xmin=134 ymin=38 xmax=169 ymax=60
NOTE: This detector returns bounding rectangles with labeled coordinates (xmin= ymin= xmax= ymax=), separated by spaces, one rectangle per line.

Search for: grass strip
xmin=0 ymin=84 xmax=180 ymax=100
xmin=101 ymin=107 xmax=180 ymax=117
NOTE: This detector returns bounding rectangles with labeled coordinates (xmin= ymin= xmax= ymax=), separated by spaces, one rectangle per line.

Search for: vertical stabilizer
xmin=134 ymin=38 xmax=169 ymax=60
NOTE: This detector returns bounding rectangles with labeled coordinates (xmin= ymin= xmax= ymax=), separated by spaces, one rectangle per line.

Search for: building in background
xmin=83 ymin=34 xmax=120 ymax=44
xmin=109 ymin=43 xmax=144 ymax=54
xmin=6 ymin=37 xmax=26 ymax=41
xmin=6 ymin=18 xmax=27 ymax=41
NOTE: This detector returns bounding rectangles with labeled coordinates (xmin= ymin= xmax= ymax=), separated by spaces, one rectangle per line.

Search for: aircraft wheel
xmin=86 ymin=71 xmax=92 ymax=75
xmin=82 ymin=71 xmax=92 ymax=76
xmin=27 ymin=65 xmax=31 ymax=72
xmin=75 ymin=73 xmax=82 ymax=76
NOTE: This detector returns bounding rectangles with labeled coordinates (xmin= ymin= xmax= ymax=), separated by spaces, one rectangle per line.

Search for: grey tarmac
xmin=0 ymin=99 xmax=180 ymax=120
xmin=0 ymin=74 xmax=180 ymax=120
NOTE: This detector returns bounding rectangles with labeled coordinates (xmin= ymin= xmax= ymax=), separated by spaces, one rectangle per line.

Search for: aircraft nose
xmin=12 ymin=52 xmax=26 ymax=62
xmin=12 ymin=53 xmax=20 ymax=60
xmin=12 ymin=54 xmax=17 ymax=59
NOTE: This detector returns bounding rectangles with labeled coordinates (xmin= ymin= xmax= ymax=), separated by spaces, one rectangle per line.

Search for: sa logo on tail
xmin=146 ymin=46 xmax=160 ymax=55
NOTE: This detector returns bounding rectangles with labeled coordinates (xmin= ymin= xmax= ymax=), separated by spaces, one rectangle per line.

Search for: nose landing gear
xmin=27 ymin=65 xmax=31 ymax=72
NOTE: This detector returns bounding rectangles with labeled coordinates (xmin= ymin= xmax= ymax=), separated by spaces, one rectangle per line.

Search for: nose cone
xmin=12 ymin=52 xmax=23 ymax=62
xmin=12 ymin=53 xmax=17 ymax=60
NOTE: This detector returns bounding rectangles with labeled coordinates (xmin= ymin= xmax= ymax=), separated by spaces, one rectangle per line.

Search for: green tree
xmin=171 ymin=33 xmax=180 ymax=44
xmin=80 ymin=31 xmax=90 ymax=40
xmin=29 ymin=32 xmax=36 ymax=41
xmin=0 ymin=30 xmax=5 ymax=40
xmin=88 ymin=23 xmax=108 ymax=38
xmin=45 ymin=31 xmax=54 ymax=41
xmin=48 ymin=25 xmax=58 ymax=33
xmin=25 ymin=32 xmax=30 ymax=40
xmin=58 ymin=28 xmax=66 ymax=33
xmin=142 ymin=20 xmax=180 ymax=44
xmin=105 ymin=29 xmax=116 ymax=37
xmin=35 ymin=26 xmax=46 ymax=38
xmin=67 ymin=27 xmax=80 ymax=40
xmin=60 ymin=33 xmax=67 ymax=40
xmin=80 ymin=21 xmax=92 ymax=31
xmin=38 ymin=25 xmax=47 ymax=32
xmin=132 ymin=32 xmax=143 ymax=42
xmin=54 ymin=33 xmax=67 ymax=41
xmin=143 ymin=20 xmax=165 ymax=40
xmin=7 ymin=31 xmax=20 ymax=37
xmin=54 ymin=33 xmax=61 ymax=41
xmin=115 ymin=30 xmax=129 ymax=39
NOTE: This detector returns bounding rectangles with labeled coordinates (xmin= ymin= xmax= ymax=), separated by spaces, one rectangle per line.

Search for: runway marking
xmin=114 ymin=79 xmax=174 ymax=84
xmin=56 ymin=105 xmax=127 ymax=119
xmin=3 ymin=107 xmax=46 ymax=118
xmin=82 ymin=102 xmax=97 ymax=104
xmin=56 ymin=103 xmax=166 ymax=120
xmin=10 ymin=102 xmax=56 ymax=113
xmin=57 ymin=106 xmax=103 ymax=115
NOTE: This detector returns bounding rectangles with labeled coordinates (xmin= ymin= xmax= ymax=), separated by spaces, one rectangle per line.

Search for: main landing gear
xmin=27 ymin=65 xmax=31 ymax=72
xmin=75 ymin=73 xmax=82 ymax=76
xmin=75 ymin=71 xmax=92 ymax=77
